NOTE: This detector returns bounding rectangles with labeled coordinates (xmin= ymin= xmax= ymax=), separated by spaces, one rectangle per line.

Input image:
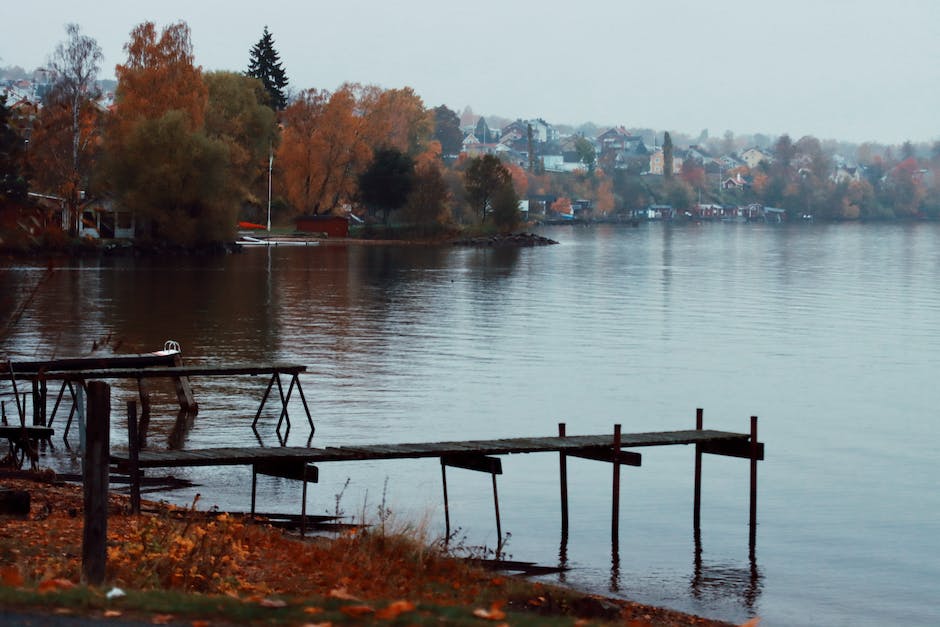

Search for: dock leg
xmin=559 ymin=423 xmax=569 ymax=539
xmin=693 ymin=407 xmax=703 ymax=531
xmin=301 ymin=467 xmax=308 ymax=538
xmin=293 ymin=375 xmax=314 ymax=436
xmin=252 ymin=374 xmax=277 ymax=430
xmin=126 ymin=401 xmax=141 ymax=515
xmin=749 ymin=415 xmax=758 ymax=557
xmin=611 ymin=424 xmax=621 ymax=547
xmin=250 ymin=467 xmax=258 ymax=521
xmin=492 ymin=473 xmax=502 ymax=558
xmin=49 ymin=381 xmax=68 ymax=428
xmin=440 ymin=462 xmax=451 ymax=542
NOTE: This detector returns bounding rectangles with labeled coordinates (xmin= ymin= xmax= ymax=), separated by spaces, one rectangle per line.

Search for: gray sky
xmin=4 ymin=0 xmax=938 ymax=145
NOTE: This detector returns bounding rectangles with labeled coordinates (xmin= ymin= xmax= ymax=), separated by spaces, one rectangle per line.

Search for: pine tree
xmin=246 ymin=26 xmax=289 ymax=110
xmin=663 ymin=131 xmax=674 ymax=179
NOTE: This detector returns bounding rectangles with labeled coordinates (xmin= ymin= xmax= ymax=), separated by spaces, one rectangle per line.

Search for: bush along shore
xmin=0 ymin=474 xmax=753 ymax=626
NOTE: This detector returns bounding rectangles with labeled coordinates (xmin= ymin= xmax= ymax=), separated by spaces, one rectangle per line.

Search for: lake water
xmin=2 ymin=222 xmax=938 ymax=626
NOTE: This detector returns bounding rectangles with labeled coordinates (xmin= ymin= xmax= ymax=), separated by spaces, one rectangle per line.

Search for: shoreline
xmin=0 ymin=473 xmax=744 ymax=626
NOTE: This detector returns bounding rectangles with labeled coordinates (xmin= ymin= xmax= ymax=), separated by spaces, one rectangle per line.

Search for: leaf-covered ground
xmin=0 ymin=475 xmax=746 ymax=626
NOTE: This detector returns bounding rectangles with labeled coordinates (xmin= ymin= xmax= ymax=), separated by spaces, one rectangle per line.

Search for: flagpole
xmin=267 ymin=146 xmax=273 ymax=232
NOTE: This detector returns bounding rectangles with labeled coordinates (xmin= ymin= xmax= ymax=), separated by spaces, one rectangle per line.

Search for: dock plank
xmin=114 ymin=429 xmax=758 ymax=469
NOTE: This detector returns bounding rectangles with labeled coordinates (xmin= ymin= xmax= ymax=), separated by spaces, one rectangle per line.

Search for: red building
xmin=294 ymin=215 xmax=349 ymax=238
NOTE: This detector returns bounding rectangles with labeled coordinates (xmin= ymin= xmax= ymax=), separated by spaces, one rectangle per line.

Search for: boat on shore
xmin=236 ymin=235 xmax=320 ymax=247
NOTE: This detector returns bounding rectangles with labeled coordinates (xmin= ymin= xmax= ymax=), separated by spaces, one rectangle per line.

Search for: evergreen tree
xmin=246 ymin=26 xmax=289 ymax=110
xmin=663 ymin=131 xmax=674 ymax=179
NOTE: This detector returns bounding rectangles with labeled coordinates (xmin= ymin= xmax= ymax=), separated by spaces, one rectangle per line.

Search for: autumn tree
xmin=402 ymin=156 xmax=451 ymax=230
xmin=113 ymin=21 xmax=208 ymax=134
xmin=38 ymin=24 xmax=103 ymax=234
xmin=463 ymin=154 xmax=511 ymax=223
xmin=104 ymin=21 xmax=237 ymax=245
xmin=358 ymin=146 xmax=415 ymax=224
xmin=679 ymin=157 xmax=705 ymax=191
xmin=365 ymin=87 xmax=433 ymax=157
xmin=0 ymin=94 xmax=28 ymax=203
xmin=107 ymin=110 xmax=232 ymax=245
xmin=663 ymin=131 xmax=674 ymax=178
xmin=490 ymin=178 xmax=520 ymax=233
xmin=432 ymin=105 xmax=463 ymax=157
xmin=277 ymin=85 xmax=372 ymax=215
xmin=246 ymin=26 xmax=289 ymax=110
xmin=203 ymin=71 xmax=277 ymax=208
xmin=574 ymin=136 xmax=596 ymax=174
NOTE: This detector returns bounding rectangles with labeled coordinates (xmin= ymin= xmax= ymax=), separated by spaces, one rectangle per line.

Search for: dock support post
xmin=82 ymin=381 xmax=109 ymax=586
xmin=492 ymin=473 xmax=502 ymax=557
xmin=611 ymin=423 xmax=621 ymax=546
xmin=693 ymin=407 xmax=703 ymax=531
xmin=749 ymin=415 xmax=758 ymax=556
xmin=441 ymin=463 xmax=451 ymax=541
xmin=126 ymin=400 xmax=141 ymax=515
xmin=558 ymin=422 xmax=568 ymax=539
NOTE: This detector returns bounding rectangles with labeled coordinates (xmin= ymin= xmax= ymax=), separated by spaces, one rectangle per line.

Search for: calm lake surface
xmin=2 ymin=222 xmax=938 ymax=626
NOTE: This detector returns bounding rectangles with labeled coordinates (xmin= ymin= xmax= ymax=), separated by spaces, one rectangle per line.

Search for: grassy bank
xmin=0 ymin=475 xmax=744 ymax=626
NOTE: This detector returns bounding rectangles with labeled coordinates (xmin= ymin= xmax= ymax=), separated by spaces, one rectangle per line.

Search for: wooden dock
xmin=113 ymin=429 xmax=758 ymax=467
xmin=111 ymin=416 xmax=764 ymax=543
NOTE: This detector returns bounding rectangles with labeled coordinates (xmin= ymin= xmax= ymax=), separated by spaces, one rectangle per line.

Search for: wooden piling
xmin=492 ymin=473 xmax=502 ymax=556
xmin=127 ymin=400 xmax=141 ymax=515
xmin=693 ymin=407 xmax=703 ymax=531
xmin=441 ymin=462 xmax=451 ymax=540
xmin=611 ymin=424 xmax=621 ymax=545
xmin=749 ymin=415 xmax=758 ymax=555
xmin=82 ymin=381 xmax=109 ymax=586
xmin=558 ymin=422 xmax=569 ymax=538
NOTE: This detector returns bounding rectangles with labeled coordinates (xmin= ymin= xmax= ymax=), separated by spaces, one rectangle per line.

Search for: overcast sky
xmin=4 ymin=0 xmax=938 ymax=145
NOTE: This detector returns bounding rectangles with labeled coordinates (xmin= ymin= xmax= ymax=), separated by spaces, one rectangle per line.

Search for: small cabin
xmin=294 ymin=215 xmax=349 ymax=238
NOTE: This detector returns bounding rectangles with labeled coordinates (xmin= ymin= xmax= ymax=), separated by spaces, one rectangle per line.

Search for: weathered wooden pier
xmin=110 ymin=408 xmax=764 ymax=546
xmin=3 ymin=352 xmax=765 ymax=582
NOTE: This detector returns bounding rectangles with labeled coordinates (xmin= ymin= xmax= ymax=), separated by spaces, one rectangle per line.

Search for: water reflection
xmin=690 ymin=530 xmax=762 ymax=612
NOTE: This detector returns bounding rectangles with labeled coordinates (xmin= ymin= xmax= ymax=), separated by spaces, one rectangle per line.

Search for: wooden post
xmin=749 ymin=415 xmax=758 ymax=556
xmin=76 ymin=384 xmax=86 ymax=455
xmin=441 ymin=462 xmax=451 ymax=541
xmin=558 ymin=422 xmax=569 ymax=539
xmin=31 ymin=379 xmax=41 ymax=426
xmin=137 ymin=378 xmax=151 ymax=449
xmin=611 ymin=424 xmax=621 ymax=546
xmin=126 ymin=400 xmax=141 ymax=515
xmin=39 ymin=378 xmax=47 ymax=427
xmin=492 ymin=473 xmax=502 ymax=558
xmin=1 ymin=400 xmax=6 ymax=426
xmin=693 ymin=407 xmax=703 ymax=531
xmin=82 ymin=381 xmax=110 ymax=586
xmin=171 ymin=353 xmax=197 ymax=413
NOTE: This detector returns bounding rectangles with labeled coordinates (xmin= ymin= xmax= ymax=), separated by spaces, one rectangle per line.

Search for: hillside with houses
xmin=2 ymin=23 xmax=939 ymax=250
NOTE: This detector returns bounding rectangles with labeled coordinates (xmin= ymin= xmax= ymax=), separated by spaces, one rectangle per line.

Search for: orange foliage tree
xmin=103 ymin=21 xmax=238 ymax=245
xmin=277 ymin=85 xmax=373 ymax=215
xmin=364 ymin=87 xmax=433 ymax=157
xmin=113 ymin=21 xmax=208 ymax=134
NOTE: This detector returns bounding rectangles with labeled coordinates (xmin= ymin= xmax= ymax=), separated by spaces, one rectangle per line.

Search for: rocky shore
xmin=451 ymin=232 xmax=560 ymax=247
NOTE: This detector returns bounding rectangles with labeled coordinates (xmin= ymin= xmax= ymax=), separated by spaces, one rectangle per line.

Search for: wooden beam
xmin=253 ymin=460 xmax=319 ymax=482
xmin=568 ymin=447 xmax=642 ymax=466
xmin=441 ymin=453 xmax=503 ymax=474
xmin=700 ymin=440 xmax=764 ymax=460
